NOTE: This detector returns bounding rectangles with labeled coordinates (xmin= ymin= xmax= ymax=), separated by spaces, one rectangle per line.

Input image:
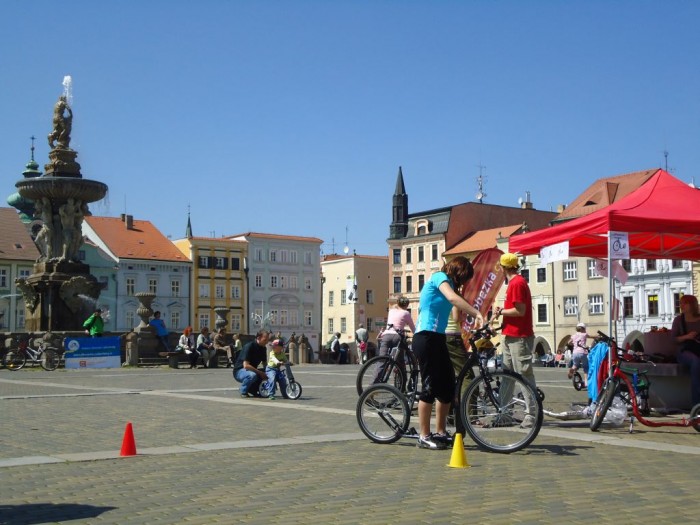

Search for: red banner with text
xmin=458 ymin=248 xmax=506 ymax=345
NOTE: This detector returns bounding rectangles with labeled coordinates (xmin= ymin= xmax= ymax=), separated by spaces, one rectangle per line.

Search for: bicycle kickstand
xmin=629 ymin=415 xmax=635 ymax=434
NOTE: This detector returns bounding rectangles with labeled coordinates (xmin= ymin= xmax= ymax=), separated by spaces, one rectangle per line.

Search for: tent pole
xmin=608 ymin=234 xmax=613 ymax=377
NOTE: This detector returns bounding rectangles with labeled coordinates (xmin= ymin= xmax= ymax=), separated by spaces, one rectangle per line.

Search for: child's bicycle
xmin=258 ymin=362 xmax=302 ymax=400
xmin=590 ymin=331 xmax=700 ymax=433
xmin=356 ymin=325 xmax=543 ymax=453
xmin=2 ymin=336 xmax=62 ymax=371
xmin=568 ymin=341 xmax=589 ymax=392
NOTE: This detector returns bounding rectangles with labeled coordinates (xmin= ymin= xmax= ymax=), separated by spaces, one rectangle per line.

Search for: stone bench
xmin=619 ymin=361 xmax=692 ymax=412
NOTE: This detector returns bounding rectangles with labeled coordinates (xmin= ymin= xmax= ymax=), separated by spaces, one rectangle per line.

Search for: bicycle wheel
xmin=572 ymin=372 xmax=584 ymax=391
xmin=3 ymin=350 xmax=27 ymax=371
xmin=356 ymin=356 xmax=406 ymax=395
xmin=40 ymin=349 xmax=60 ymax=371
xmin=690 ymin=403 xmax=700 ymax=433
xmin=258 ymin=381 xmax=274 ymax=398
xmin=590 ymin=377 xmax=618 ymax=431
xmin=459 ymin=370 xmax=543 ymax=453
xmin=285 ymin=381 xmax=302 ymax=400
xmin=356 ymin=384 xmax=410 ymax=444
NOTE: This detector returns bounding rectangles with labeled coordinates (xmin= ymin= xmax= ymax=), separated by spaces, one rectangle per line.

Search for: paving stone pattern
xmin=0 ymin=366 xmax=697 ymax=524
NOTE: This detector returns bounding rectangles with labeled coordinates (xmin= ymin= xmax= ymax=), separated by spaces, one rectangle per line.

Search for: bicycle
xmin=356 ymin=325 xmax=543 ymax=453
xmin=590 ymin=331 xmax=700 ymax=432
xmin=258 ymin=362 xmax=303 ymax=400
xmin=569 ymin=342 xmax=589 ymax=392
xmin=355 ymin=327 xmax=418 ymax=395
xmin=2 ymin=336 xmax=62 ymax=371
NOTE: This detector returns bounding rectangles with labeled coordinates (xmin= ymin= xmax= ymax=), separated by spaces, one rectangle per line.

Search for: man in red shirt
xmin=494 ymin=253 xmax=536 ymax=390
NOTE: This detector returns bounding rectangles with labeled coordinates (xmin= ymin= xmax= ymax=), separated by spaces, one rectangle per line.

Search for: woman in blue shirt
xmin=414 ymin=256 xmax=484 ymax=450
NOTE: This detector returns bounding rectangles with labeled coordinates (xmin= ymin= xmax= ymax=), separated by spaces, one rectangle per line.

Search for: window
xmin=418 ymin=274 xmax=425 ymax=291
xmin=563 ymin=296 xmax=578 ymax=316
xmin=290 ymin=310 xmax=298 ymax=326
xmin=536 ymin=267 xmax=546 ymax=283
xmin=231 ymin=285 xmax=241 ymax=299
xmin=279 ymin=310 xmax=288 ymax=326
xmin=367 ymin=319 xmax=373 ymax=332
xmin=280 ymin=275 xmax=287 ymax=288
xmin=269 ymin=250 xmax=277 ymax=262
xmin=671 ymin=260 xmax=683 ymax=269
xmin=305 ymin=310 xmax=312 ymax=327
xmin=290 ymin=251 xmax=298 ymax=264
xmin=198 ymin=256 xmax=210 ymax=268
xmin=290 ymin=276 xmax=298 ymax=289
xmin=589 ymin=294 xmax=604 ymax=315
xmin=305 ymin=278 xmax=312 ymax=290
xmin=405 ymin=248 xmax=412 ymax=264
xmin=254 ymin=275 xmax=262 ymax=288
xmin=171 ymin=311 xmax=180 ymax=330
xmin=328 ymin=318 xmax=334 ymax=334
xmin=646 ymin=260 xmax=656 ymax=271
xmin=418 ymin=246 xmax=424 ymax=262
xmin=431 ymin=244 xmax=438 ymax=260
xmin=231 ymin=314 xmax=241 ymax=330
xmin=198 ymin=313 xmax=210 ymax=329
xmin=99 ymin=276 xmax=109 ymax=291
xmin=78 ymin=250 xmax=86 ymax=261
xmin=215 ymin=284 xmax=225 ymax=299
xmin=623 ymin=296 xmax=634 ymax=318
xmin=125 ymin=310 xmax=135 ymax=328
xmin=126 ymin=277 xmax=135 ymax=296
xmin=280 ymin=250 xmax=288 ymax=263
xmin=18 ymin=268 xmax=31 ymax=278
xmin=255 ymin=248 xmax=264 ymax=262
xmin=521 ymin=269 xmax=529 ymax=282
xmin=340 ymin=290 xmax=347 ymax=305
xmin=621 ymin=259 xmax=631 ymax=272
xmin=148 ymin=278 xmax=158 ymax=294
xmin=393 ymin=277 xmax=401 ymax=294
xmin=587 ymin=260 xmax=601 ymax=279
xmin=673 ymin=292 xmax=683 ymax=315
xmin=647 ymin=294 xmax=659 ymax=317
xmin=537 ymin=304 xmax=547 ymax=323
xmin=304 ymin=251 xmax=312 ymax=265
xmin=393 ymin=249 xmax=401 ymax=264
xmin=253 ymin=308 xmax=262 ymax=325
xmin=563 ymin=261 xmax=577 ymax=281
xmin=406 ymin=275 xmax=413 ymax=293
xmin=231 ymin=257 xmax=240 ymax=271
xmin=171 ymin=280 xmax=180 ymax=297
xmin=329 ymin=291 xmax=334 ymax=307
xmin=215 ymin=257 xmax=227 ymax=269
xmin=199 ymin=283 xmax=209 ymax=298
xmin=270 ymin=275 xmax=278 ymax=288
xmin=0 ymin=269 xmax=7 ymax=288
xmin=366 ymin=290 xmax=374 ymax=304
xmin=341 ymin=317 xmax=347 ymax=333
xmin=269 ymin=309 xmax=278 ymax=324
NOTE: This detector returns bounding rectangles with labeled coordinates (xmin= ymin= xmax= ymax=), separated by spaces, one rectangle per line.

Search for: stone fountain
xmin=15 ymin=82 xmax=108 ymax=331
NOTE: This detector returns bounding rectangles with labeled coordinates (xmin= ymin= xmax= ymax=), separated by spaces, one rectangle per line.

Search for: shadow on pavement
xmin=0 ymin=503 xmax=117 ymax=525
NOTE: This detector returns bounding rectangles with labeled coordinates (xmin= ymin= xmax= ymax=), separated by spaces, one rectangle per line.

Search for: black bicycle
xmin=356 ymin=325 xmax=543 ymax=453
xmin=355 ymin=327 xmax=418 ymax=395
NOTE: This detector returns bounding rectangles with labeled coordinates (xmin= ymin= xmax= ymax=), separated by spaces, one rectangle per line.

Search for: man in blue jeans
xmin=233 ymin=330 xmax=269 ymax=398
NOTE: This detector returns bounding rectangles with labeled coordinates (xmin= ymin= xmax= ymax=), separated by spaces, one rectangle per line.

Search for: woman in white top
xmin=379 ymin=297 xmax=416 ymax=357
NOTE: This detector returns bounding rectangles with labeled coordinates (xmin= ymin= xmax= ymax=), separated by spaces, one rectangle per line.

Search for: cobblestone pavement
xmin=1 ymin=365 xmax=698 ymax=524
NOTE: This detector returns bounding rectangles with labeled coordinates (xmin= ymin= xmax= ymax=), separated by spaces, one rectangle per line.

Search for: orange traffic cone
xmin=447 ymin=433 xmax=469 ymax=468
xmin=120 ymin=422 xmax=137 ymax=456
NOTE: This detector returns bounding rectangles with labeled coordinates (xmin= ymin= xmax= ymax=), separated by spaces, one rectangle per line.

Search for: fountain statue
xmin=14 ymin=79 xmax=108 ymax=331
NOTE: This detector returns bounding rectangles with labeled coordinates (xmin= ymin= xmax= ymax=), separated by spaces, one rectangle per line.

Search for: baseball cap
xmin=499 ymin=253 xmax=520 ymax=269
xmin=271 ymin=339 xmax=283 ymax=347
xmin=576 ymin=322 xmax=586 ymax=329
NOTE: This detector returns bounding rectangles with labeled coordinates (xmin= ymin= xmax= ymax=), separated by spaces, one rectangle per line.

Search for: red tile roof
xmin=0 ymin=207 xmax=40 ymax=262
xmin=444 ymin=224 xmax=523 ymax=255
xmin=553 ymin=169 xmax=659 ymax=222
xmin=84 ymin=216 xmax=187 ymax=262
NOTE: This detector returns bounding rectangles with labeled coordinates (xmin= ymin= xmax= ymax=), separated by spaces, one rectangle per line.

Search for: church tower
xmin=389 ymin=166 xmax=408 ymax=239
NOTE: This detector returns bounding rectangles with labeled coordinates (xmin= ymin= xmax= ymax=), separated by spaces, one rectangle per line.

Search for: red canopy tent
xmin=510 ymin=169 xmax=700 ymax=260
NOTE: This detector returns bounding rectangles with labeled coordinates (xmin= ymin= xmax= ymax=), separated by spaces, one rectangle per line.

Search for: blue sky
xmin=2 ymin=1 xmax=698 ymax=256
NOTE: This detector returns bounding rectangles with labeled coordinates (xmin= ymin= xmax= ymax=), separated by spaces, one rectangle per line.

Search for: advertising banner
xmin=64 ymin=336 xmax=121 ymax=369
xmin=458 ymin=248 xmax=506 ymax=344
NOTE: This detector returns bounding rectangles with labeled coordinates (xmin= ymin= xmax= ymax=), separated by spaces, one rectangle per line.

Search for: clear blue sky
xmin=2 ymin=1 xmax=698 ymax=256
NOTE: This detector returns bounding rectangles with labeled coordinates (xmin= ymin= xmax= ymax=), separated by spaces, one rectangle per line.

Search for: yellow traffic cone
xmin=447 ymin=433 xmax=469 ymax=468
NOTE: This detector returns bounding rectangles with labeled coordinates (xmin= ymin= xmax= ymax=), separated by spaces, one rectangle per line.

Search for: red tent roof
xmin=509 ymin=170 xmax=700 ymax=260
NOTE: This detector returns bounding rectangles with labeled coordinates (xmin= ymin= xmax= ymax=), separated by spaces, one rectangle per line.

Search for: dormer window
xmin=414 ymin=219 xmax=430 ymax=236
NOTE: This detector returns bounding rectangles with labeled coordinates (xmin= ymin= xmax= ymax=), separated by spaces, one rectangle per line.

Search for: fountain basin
xmin=16 ymin=177 xmax=107 ymax=203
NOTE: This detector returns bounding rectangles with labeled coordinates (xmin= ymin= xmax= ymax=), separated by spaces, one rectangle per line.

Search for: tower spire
xmin=389 ymin=166 xmax=408 ymax=239
xmin=185 ymin=204 xmax=193 ymax=239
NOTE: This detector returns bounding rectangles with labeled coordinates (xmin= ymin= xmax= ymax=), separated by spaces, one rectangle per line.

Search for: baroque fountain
xmin=15 ymin=79 xmax=108 ymax=331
